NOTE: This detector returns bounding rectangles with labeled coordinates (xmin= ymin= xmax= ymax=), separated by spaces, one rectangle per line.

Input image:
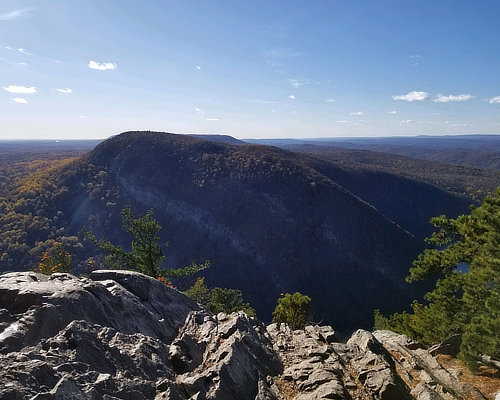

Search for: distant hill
xmin=281 ymin=144 xmax=500 ymax=202
xmin=0 ymin=131 xmax=478 ymax=330
xmin=245 ymin=135 xmax=500 ymax=171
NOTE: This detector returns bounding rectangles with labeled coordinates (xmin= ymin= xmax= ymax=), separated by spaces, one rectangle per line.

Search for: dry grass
xmin=274 ymin=377 xmax=300 ymax=400
xmin=436 ymin=354 xmax=500 ymax=400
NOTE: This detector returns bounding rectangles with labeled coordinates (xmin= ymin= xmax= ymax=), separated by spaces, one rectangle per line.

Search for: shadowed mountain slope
xmin=0 ymin=132 xmax=475 ymax=330
xmin=41 ymin=131 xmax=474 ymax=329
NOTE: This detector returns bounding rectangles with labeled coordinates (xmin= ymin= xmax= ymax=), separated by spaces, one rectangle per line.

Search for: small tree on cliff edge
xmin=272 ymin=292 xmax=311 ymax=330
xmin=185 ymin=277 xmax=256 ymax=317
xmin=85 ymin=206 xmax=209 ymax=280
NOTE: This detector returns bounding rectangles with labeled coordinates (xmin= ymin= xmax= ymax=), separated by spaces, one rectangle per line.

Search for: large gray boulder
xmin=0 ymin=271 xmax=281 ymax=399
xmin=0 ymin=271 xmax=491 ymax=400
xmin=0 ymin=271 xmax=200 ymax=353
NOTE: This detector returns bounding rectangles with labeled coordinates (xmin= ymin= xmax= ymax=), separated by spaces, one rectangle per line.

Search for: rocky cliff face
xmin=0 ymin=271 xmax=495 ymax=400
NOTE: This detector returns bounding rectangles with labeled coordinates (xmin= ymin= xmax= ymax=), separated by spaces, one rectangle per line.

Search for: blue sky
xmin=1 ymin=0 xmax=499 ymax=139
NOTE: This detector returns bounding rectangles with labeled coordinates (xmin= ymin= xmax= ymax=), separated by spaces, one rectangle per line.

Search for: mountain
xmin=0 ymin=270 xmax=494 ymax=399
xmin=0 ymin=131 xmax=476 ymax=330
xmin=246 ymin=135 xmax=500 ymax=171
xmin=279 ymin=144 xmax=500 ymax=203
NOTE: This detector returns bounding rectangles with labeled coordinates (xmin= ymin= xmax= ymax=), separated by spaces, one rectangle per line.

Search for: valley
xmin=1 ymin=132 xmax=499 ymax=332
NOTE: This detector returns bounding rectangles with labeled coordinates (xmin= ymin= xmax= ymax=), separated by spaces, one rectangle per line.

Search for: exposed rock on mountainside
xmin=1 ymin=271 xmax=496 ymax=400
xmin=3 ymin=131 xmax=475 ymax=330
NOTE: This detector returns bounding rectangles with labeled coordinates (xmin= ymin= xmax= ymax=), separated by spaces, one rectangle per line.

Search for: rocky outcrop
xmin=266 ymin=325 xmax=489 ymax=400
xmin=0 ymin=271 xmax=493 ymax=400
xmin=0 ymin=271 xmax=280 ymax=399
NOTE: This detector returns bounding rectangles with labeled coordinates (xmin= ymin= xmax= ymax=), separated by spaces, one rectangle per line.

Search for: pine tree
xmin=380 ymin=189 xmax=500 ymax=370
xmin=85 ymin=206 xmax=209 ymax=280
xmin=272 ymin=292 xmax=311 ymax=330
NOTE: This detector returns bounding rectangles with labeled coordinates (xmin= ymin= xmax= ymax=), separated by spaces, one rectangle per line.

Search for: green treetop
xmin=272 ymin=292 xmax=312 ymax=330
xmin=85 ymin=206 xmax=209 ymax=280
xmin=375 ymin=189 xmax=500 ymax=370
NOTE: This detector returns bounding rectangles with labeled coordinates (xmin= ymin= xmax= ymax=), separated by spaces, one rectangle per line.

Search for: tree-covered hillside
xmin=0 ymin=132 xmax=489 ymax=330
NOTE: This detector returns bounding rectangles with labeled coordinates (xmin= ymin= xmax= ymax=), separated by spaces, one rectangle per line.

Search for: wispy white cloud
xmin=337 ymin=120 xmax=348 ymax=123
xmin=194 ymin=107 xmax=204 ymax=113
xmin=489 ymin=96 xmax=500 ymax=104
xmin=409 ymin=55 xmax=421 ymax=66
xmin=288 ymin=94 xmax=295 ymax=99
xmin=393 ymin=91 xmax=429 ymax=102
xmin=350 ymin=111 xmax=363 ymax=115
xmin=401 ymin=119 xmax=415 ymax=124
xmin=287 ymin=77 xmax=320 ymax=88
xmin=12 ymin=97 xmax=28 ymax=104
xmin=5 ymin=46 xmax=11 ymax=50
xmin=3 ymin=85 xmax=36 ymax=94
xmin=18 ymin=48 xmax=32 ymax=56
xmin=433 ymin=94 xmax=473 ymax=102
xmin=325 ymin=99 xmax=335 ymax=103
xmin=388 ymin=110 xmax=397 ymax=114
xmin=88 ymin=61 xmax=117 ymax=70
xmin=205 ymin=118 xmax=219 ymax=121
xmin=287 ymin=79 xmax=303 ymax=88
xmin=0 ymin=58 xmax=29 ymax=67
xmin=0 ymin=8 xmax=34 ymax=21
xmin=56 ymin=88 xmax=72 ymax=94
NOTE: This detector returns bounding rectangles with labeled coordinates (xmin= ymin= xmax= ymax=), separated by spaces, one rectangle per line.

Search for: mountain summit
xmin=1 ymin=131 xmax=473 ymax=329
xmin=25 ymin=131 xmax=468 ymax=329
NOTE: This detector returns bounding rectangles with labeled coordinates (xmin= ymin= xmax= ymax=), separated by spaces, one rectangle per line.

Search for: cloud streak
xmin=3 ymin=85 xmax=36 ymax=94
xmin=88 ymin=61 xmax=117 ymax=70
xmin=12 ymin=97 xmax=28 ymax=104
xmin=393 ymin=91 xmax=429 ymax=102
xmin=56 ymin=88 xmax=72 ymax=94
xmin=489 ymin=96 xmax=500 ymax=104
xmin=433 ymin=94 xmax=473 ymax=102
xmin=350 ymin=111 xmax=363 ymax=115
xmin=18 ymin=48 xmax=32 ymax=56
xmin=0 ymin=8 xmax=34 ymax=21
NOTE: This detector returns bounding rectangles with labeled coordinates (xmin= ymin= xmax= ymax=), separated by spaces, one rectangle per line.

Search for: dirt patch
xmin=274 ymin=377 xmax=300 ymax=400
xmin=436 ymin=354 xmax=500 ymax=399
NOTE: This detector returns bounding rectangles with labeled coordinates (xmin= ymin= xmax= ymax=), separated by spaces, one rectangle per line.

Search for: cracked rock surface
xmin=0 ymin=271 xmax=492 ymax=400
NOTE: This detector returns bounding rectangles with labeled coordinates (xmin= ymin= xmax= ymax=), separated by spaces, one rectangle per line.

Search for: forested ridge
xmin=0 ymin=132 xmax=497 ymax=330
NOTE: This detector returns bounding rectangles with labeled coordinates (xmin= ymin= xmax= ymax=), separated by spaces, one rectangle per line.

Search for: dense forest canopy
xmin=0 ymin=133 xmax=499 ymax=331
